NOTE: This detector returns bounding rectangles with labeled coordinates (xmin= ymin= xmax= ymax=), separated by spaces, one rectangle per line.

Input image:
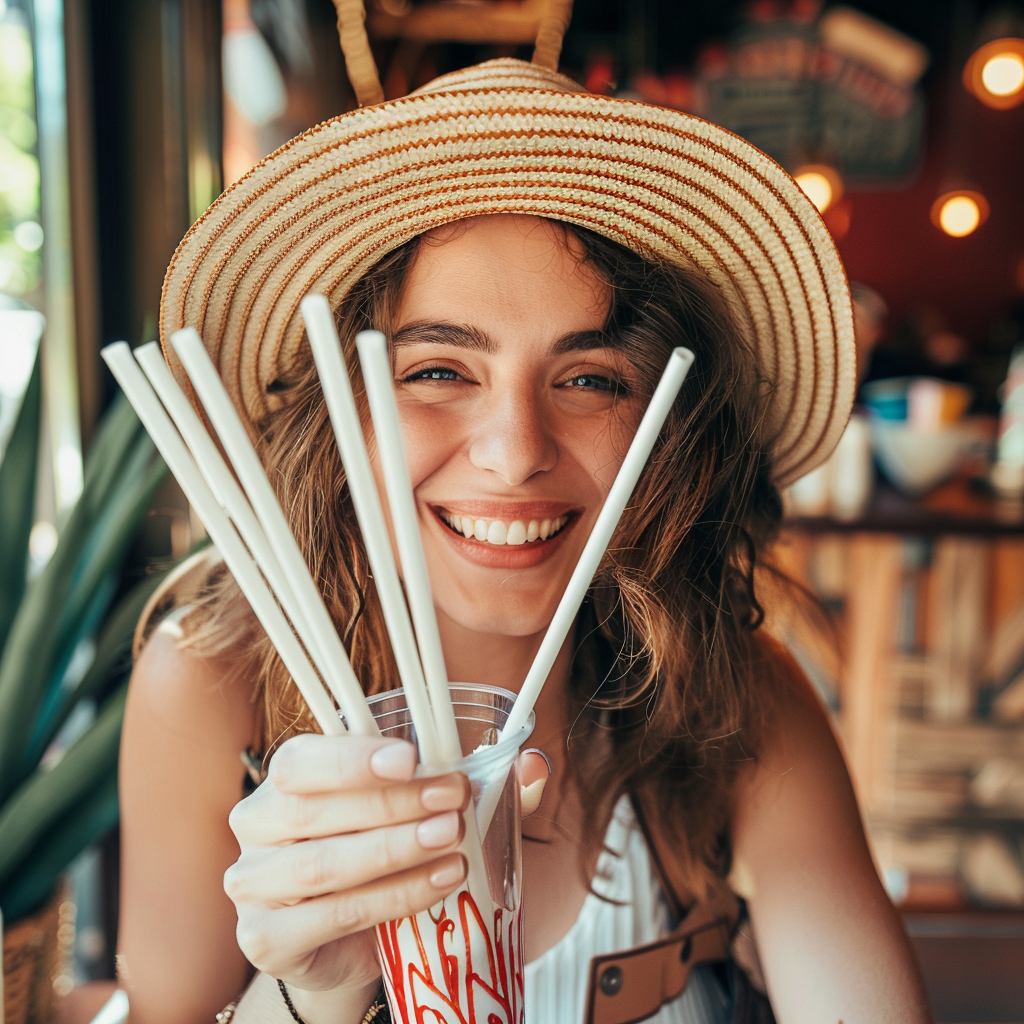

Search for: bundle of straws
xmin=101 ymin=297 xmax=693 ymax=914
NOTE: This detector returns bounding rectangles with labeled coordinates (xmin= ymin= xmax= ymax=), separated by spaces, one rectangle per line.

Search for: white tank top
xmin=524 ymin=799 xmax=732 ymax=1024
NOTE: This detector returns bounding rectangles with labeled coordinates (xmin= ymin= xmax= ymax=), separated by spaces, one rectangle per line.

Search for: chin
xmin=438 ymin=598 xmax=556 ymax=640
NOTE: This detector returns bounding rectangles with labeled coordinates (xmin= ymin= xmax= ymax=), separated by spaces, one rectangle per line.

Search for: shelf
xmin=787 ymin=476 xmax=1024 ymax=537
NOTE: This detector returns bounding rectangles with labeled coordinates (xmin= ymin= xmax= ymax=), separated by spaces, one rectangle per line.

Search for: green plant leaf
xmin=0 ymin=401 xmax=165 ymax=799
xmin=25 ymin=566 xmax=170 ymax=766
xmin=54 ymin=432 xmax=162 ymax=647
xmin=0 ymin=344 xmax=41 ymax=654
xmin=0 ymin=685 xmax=125 ymax=888
xmin=0 ymin=399 xmax=140 ymax=795
xmin=0 ymin=768 xmax=118 ymax=924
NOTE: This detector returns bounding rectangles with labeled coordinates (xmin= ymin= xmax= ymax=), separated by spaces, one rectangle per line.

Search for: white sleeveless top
xmin=524 ymin=799 xmax=732 ymax=1024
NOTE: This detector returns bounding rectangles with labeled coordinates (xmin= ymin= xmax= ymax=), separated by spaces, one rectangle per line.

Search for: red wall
xmin=837 ymin=89 xmax=1024 ymax=346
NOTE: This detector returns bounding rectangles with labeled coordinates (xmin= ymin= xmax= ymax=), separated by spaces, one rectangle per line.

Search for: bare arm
xmin=731 ymin=656 xmax=931 ymax=1024
xmin=118 ymin=616 xmax=256 ymax=1024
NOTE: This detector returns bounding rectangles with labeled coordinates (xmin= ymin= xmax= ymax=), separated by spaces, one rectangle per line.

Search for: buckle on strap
xmin=583 ymin=917 xmax=732 ymax=1024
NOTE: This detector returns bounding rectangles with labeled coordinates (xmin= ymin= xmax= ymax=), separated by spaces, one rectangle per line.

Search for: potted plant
xmin=0 ymin=346 xmax=169 ymax=1024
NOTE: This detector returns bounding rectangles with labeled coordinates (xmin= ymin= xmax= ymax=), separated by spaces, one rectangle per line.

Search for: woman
xmin=117 ymin=11 xmax=931 ymax=1024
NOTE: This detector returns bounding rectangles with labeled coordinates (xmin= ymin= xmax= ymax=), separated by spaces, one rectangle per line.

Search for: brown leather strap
xmin=332 ymin=0 xmax=385 ymax=106
xmin=532 ymin=0 xmax=574 ymax=71
xmin=583 ymin=917 xmax=731 ymax=1024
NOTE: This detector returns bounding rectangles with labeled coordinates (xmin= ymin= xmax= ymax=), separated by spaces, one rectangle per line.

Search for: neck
xmin=436 ymin=609 xmax=575 ymax=744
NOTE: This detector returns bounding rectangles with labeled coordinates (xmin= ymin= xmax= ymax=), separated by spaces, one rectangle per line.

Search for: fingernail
xmin=520 ymin=777 xmax=547 ymax=817
xmin=429 ymin=855 xmax=467 ymax=890
xmin=369 ymin=741 xmax=416 ymax=781
xmin=416 ymin=811 xmax=460 ymax=849
xmin=420 ymin=776 xmax=466 ymax=812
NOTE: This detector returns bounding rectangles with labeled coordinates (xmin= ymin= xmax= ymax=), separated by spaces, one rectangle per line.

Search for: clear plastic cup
xmin=366 ymin=684 xmax=534 ymax=1024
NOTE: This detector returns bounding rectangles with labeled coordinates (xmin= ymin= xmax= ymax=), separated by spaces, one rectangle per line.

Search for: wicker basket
xmin=2 ymin=884 xmax=70 ymax=1024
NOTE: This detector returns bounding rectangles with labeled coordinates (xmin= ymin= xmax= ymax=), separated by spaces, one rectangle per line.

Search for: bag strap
xmin=583 ymin=918 xmax=731 ymax=1024
xmin=580 ymin=795 xmax=737 ymax=1024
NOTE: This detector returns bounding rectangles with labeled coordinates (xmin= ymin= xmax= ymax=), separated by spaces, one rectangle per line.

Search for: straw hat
xmin=160 ymin=0 xmax=855 ymax=487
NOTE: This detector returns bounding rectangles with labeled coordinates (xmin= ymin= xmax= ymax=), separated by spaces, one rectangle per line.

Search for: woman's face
xmin=376 ymin=214 xmax=642 ymax=638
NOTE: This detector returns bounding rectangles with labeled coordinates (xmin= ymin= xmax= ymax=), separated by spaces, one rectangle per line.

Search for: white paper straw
xmin=477 ymin=347 xmax=695 ymax=832
xmin=301 ymin=296 xmax=442 ymax=768
xmin=503 ymin=346 xmax=694 ymax=737
xmin=355 ymin=330 xmax=462 ymax=764
xmin=171 ymin=328 xmax=378 ymax=737
xmin=135 ymin=343 xmax=300 ymax=626
xmin=101 ymin=342 xmax=343 ymax=736
xmin=354 ymin=330 xmax=492 ymax=911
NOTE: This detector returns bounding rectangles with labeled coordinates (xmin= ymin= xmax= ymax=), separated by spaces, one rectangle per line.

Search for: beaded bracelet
xmin=276 ymin=979 xmax=390 ymax=1024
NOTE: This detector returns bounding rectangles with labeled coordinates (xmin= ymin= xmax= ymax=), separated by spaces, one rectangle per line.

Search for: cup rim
xmin=365 ymin=682 xmax=535 ymax=777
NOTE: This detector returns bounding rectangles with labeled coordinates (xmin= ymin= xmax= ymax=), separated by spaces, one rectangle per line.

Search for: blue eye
xmin=564 ymin=373 xmax=625 ymax=394
xmin=404 ymin=367 xmax=461 ymax=382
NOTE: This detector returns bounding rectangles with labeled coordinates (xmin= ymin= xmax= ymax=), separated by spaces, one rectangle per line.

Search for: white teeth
xmin=506 ymin=521 xmax=527 ymax=545
xmin=439 ymin=509 xmax=569 ymax=545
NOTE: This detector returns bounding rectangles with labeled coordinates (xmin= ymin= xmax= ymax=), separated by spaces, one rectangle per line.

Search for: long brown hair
xmin=179 ymin=219 xmax=786 ymax=894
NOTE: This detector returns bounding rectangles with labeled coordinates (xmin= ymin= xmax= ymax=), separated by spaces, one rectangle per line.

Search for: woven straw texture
xmin=2 ymin=885 xmax=64 ymax=1024
xmin=160 ymin=58 xmax=855 ymax=486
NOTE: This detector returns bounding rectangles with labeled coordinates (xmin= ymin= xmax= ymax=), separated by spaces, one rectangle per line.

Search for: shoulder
xmin=127 ymin=545 xmax=255 ymax=753
xmin=119 ymin=603 xmax=259 ymax=1018
xmin=127 ymin=609 xmax=256 ymax=765
xmin=729 ymin=632 xmax=867 ymax=895
xmin=747 ymin=633 xmax=835 ymax=763
xmin=725 ymin=647 xmax=931 ymax=1019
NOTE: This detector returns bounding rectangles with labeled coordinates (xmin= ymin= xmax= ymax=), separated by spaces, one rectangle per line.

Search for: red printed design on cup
xmin=376 ymin=890 xmax=525 ymax=1024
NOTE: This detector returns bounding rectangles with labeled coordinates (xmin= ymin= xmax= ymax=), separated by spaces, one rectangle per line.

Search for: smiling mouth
xmin=435 ymin=508 xmax=572 ymax=546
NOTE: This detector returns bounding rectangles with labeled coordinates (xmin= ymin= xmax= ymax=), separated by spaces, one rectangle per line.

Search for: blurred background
xmin=2 ymin=1 xmax=1024 ymax=1021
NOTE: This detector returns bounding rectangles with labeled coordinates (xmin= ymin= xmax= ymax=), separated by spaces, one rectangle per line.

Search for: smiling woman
xmin=115 ymin=4 xmax=934 ymax=1023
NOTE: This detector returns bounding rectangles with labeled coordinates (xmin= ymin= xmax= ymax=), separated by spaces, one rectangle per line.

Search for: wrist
xmin=233 ymin=971 xmax=382 ymax=1024
xmin=286 ymin=976 xmax=383 ymax=1024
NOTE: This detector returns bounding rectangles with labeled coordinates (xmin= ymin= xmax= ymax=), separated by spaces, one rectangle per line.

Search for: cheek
xmin=570 ymin=408 xmax=640 ymax=495
xmin=398 ymin=404 xmax=466 ymax=488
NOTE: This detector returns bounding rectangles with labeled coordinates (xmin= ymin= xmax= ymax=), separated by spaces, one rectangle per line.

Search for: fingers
xmin=268 ymin=735 xmax=418 ymax=793
xmin=235 ymin=854 xmax=468 ymax=977
xmin=230 ymin=765 xmax=470 ymax=845
xmin=226 ymin=811 xmax=466 ymax=903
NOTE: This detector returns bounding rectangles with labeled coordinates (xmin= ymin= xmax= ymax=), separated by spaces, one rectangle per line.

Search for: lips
xmin=427 ymin=501 xmax=579 ymax=569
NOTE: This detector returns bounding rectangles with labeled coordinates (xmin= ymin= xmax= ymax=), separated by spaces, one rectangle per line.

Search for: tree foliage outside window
xmin=0 ymin=1 xmax=42 ymax=299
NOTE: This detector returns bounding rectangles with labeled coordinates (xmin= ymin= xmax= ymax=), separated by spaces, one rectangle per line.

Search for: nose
xmin=467 ymin=384 xmax=558 ymax=486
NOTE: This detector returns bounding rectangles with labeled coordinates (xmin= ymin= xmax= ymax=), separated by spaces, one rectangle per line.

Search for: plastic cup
xmin=367 ymin=684 xmax=534 ymax=1024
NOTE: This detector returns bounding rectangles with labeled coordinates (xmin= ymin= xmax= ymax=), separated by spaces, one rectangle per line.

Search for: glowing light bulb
xmin=796 ymin=171 xmax=833 ymax=212
xmin=793 ymin=164 xmax=842 ymax=214
xmin=937 ymin=195 xmax=981 ymax=237
xmin=981 ymin=52 xmax=1024 ymax=96
xmin=964 ymin=38 xmax=1024 ymax=109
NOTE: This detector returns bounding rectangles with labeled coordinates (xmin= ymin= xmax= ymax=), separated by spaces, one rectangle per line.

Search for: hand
xmin=225 ymin=735 xmax=471 ymax=996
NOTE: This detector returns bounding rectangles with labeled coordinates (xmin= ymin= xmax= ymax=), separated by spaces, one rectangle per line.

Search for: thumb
xmin=519 ymin=748 xmax=551 ymax=818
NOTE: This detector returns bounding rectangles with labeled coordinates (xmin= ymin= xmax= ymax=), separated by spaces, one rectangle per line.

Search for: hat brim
xmin=160 ymin=59 xmax=855 ymax=487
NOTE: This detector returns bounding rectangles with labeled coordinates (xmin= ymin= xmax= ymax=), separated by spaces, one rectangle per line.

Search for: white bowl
xmin=869 ymin=420 xmax=972 ymax=496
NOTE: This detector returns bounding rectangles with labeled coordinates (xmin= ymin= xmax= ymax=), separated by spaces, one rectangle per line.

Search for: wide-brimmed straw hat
xmin=160 ymin=0 xmax=855 ymax=487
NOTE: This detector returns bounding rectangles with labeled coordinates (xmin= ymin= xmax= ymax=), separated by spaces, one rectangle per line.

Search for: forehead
xmin=395 ymin=214 xmax=609 ymax=336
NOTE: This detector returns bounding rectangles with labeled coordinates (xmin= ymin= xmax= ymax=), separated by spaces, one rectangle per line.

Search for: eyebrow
xmin=390 ymin=321 xmax=616 ymax=356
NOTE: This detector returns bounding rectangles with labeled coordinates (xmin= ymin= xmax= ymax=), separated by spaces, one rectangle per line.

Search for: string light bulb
xmin=931 ymin=191 xmax=990 ymax=238
xmin=964 ymin=37 xmax=1024 ymax=109
xmin=794 ymin=164 xmax=843 ymax=214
